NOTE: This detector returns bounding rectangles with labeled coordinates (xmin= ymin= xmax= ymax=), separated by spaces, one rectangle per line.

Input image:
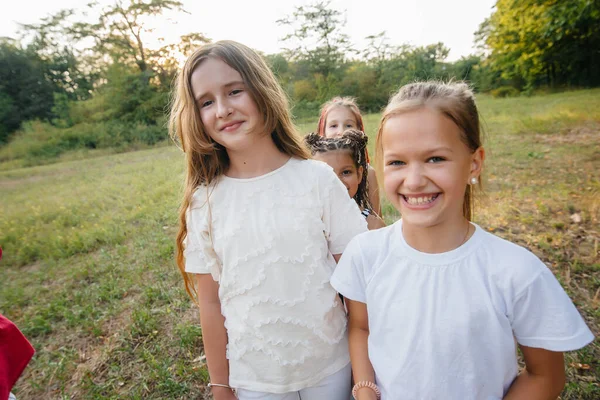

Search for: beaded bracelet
xmin=352 ymin=380 xmax=382 ymax=399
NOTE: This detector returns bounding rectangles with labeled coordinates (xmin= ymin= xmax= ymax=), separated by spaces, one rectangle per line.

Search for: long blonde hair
xmin=375 ymin=81 xmax=483 ymax=220
xmin=169 ymin=40 xmax=309 ymax=300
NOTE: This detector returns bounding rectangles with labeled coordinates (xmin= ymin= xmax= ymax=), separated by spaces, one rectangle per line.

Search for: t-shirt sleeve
xmin=184 ymin=190 xmax=222 ymax=281
xmin=330 ymin=236 xmax=368 ymax=303
xmin=320 ymin=167 xmax=368 ymax=255
xmin=511 ymin=267 xmax=594 ymax=351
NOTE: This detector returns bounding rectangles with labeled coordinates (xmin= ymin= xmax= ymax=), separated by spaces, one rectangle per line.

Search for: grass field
xmin=1 ymin=89 xmax=599 ymax=399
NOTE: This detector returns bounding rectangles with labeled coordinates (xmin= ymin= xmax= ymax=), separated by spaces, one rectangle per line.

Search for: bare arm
xmin=367 ymin=166 xmax=381 ymax=216
xmin=347 ymin=299 xmax=378 ymax=400
xmin=503 ymin=345 xmax=565 ymax=400
xmin=195 ymin=274 xmax=237 ymax=400
xmin=366 ymin=214 xmax=386 ymax=230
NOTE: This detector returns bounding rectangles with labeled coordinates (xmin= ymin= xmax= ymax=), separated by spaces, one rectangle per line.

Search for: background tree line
xmin=0 ymin=0 xmax=598 ymax=163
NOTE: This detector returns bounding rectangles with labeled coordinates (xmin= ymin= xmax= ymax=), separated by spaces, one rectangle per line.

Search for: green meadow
xmin=1 ymin=89 xmax=599 ymax=399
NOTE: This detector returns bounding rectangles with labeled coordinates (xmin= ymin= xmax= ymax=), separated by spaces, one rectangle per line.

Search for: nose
xmin=404 ymin=164 xmax=426 ymax=190
xmin=215 ymin=98 xmax=232 ymax=119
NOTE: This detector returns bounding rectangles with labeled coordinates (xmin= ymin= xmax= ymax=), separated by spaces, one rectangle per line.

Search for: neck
xmin=226 ymin=133 xmax=291 ymax=178
xmin=402 ymin=216 xmax=472 ymax=254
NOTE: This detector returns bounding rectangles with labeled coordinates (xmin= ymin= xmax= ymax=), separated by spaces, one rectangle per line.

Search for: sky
xmin=0 ymin=0 xmax=497 ymax=61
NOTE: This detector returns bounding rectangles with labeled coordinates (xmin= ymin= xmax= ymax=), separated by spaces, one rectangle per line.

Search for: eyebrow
xmin=427 ymin=146 xmax=453 ymax=153
xmin=194 ymin=80 xmax=245 ymax=102
xmin=329 ymin=119 xmax=356 ymax=125
xmin=383 ymin=147 xmax=454 ymax=158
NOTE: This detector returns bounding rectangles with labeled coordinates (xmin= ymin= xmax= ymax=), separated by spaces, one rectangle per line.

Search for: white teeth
xmin=406 ymin=195 xmax=437 ymax=205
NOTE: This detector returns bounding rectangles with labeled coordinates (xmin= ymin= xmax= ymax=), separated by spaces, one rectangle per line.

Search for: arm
xmin=347 ymin=299 xmax=378 ymax=400
xmin=195 ymin=274 xmax=237 ymax=400
xmin=366 ymin=214 xmax=386 ymax=230
xmin=367 ymin=166 xmax=381 ymax=216
xmin=503 ymin=345 xmax=565 ymax=400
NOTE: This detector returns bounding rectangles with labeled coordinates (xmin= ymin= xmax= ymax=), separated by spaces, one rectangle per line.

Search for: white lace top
xmin=184 ymin=158 xmax=368 ymax=393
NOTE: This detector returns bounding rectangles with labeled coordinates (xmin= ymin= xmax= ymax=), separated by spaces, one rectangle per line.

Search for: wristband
xmin=352 ymin=380 xmax=381 ymax=399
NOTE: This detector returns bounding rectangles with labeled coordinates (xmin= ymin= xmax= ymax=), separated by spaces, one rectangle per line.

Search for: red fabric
xmin=0 ymin=315 xmax=34 ymax=399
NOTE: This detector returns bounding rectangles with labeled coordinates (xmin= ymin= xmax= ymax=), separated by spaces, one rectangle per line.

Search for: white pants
xmin=236 ymin=363 xmax=351 ymax=400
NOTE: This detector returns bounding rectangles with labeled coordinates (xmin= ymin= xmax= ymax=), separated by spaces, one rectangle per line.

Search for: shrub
xmin=490 ymin=86 xmax=520 ymax=98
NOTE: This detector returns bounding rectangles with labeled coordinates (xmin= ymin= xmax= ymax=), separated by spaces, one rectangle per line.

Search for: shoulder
xmin=190 ymin=185 xmax=210 ymax=210
xmin=346 ymin=222 xmax=397 ymax=259
xmin=366 ymin=213 xmax=386 ymax=230
xmin=480 ymin=229 xmax=544 ymax=269
xmin=296 ymin=158 xmax=336 ymax=177
xmin=295 ymin=159 xmax=346 ymax=192
xmin=475 ymin=227 xmax=548 ymax=291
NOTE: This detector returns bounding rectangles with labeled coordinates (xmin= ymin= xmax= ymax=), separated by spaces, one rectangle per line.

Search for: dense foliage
xmin=0 ymin=0 xmax=598 ymax=163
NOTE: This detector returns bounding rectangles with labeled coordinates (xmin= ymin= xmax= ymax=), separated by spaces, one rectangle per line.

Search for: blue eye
xmin=388 ymin=160 xmax=405 ymax=166
xmin=428 ymin=157 xmax=445 ymax=163
xmin=201 ymin=100 xmax=213 ymax=108
xmin=230 ymin=89 xmax=243 ymax=95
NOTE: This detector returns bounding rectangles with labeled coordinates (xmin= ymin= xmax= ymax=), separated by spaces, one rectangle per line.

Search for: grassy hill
xmin=1 ymin=89 xmax=599 ymax=399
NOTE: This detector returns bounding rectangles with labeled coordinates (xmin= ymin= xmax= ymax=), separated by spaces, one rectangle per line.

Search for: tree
xmin=477 ymin=0 xmax=600 ymax=89
xmin=151 ymin=32 xmax=211 ymax=86
xmin=0 ymin=39 xmax=56 ymax=142
xmin=277 ymin=0 xmax=354 ymax=79
xmin=69 ymin=0 xmax=187 ymax=73
xmin=19 ymin=9 xmax=96 ymax=101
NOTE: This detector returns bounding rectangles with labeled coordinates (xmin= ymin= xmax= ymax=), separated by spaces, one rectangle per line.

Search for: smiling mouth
xmin=402 ymin=194 xmax=440 ymax=205
xmin=220 ymin=121 xmax=243 ymax=132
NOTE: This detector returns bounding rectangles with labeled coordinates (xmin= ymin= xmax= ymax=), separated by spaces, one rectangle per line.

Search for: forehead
xmin=327 ymin=105 xmax=356 ymax=122
xmin=190 ymin=57 xmax=243 ymax=98
xmin=381 ymin=108 xmax=465 ymax=152
xmin=313 ymin=149 xmax=355 ymax=166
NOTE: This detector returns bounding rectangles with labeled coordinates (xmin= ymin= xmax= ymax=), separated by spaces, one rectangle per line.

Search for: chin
xmin=397 ymin=209 xmax=441 ymax=229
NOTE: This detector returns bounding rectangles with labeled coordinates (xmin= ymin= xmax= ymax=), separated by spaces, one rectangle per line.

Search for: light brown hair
xmin=317 ymin=97 xmax=365 ymax=136
xmin=375 ymin=81 xmax=483 ymax=220
xmin=169 ymin=40 xmax=309 ymax=300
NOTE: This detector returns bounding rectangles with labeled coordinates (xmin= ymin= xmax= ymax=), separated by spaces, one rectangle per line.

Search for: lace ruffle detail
xmin=185 ymin=159 xmax=366 ymax=387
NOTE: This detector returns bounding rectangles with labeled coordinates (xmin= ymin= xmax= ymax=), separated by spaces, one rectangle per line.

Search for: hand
xmin=212 ymin=386 xmax=238 ymax=400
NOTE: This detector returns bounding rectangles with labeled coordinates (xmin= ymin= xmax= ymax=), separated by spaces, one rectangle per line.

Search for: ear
xmin=470 ymin=147 xmax=485 ymax=178
xmin=357 ymin=165 xmax=364 ymax=181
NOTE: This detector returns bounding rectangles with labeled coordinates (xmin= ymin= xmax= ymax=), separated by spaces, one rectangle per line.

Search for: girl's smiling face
xmin=382 ymin=107 xmax=483 ymax=230
xmin=313 ymin=150 xmax=363 ymax=199
xmin=324 ymin=106 xmax=358 ymax=138
xmin=190 ymin=57 xmax=264 ymax=152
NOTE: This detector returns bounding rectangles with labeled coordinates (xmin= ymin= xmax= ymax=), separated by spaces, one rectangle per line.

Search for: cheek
xmin=199 ymin=109 xmax=214 ymax=129
xmin=383 ymin=169 xmax=401 ymax=195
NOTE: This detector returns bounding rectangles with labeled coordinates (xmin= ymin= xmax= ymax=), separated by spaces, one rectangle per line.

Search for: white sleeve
xmin=184 ymin=193 xmax=222 ymax=281
xmin=321 ymin=168 xmax=368 ymax=255
xmin=330 ymin=236 xmax=368 ymax=303
xmin=511 ymin=267 xmax=594 ymax=351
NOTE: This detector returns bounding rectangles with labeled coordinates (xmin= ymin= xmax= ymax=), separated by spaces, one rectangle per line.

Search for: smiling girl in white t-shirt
xmin=331 ymin=81 xmax=594 ymax=400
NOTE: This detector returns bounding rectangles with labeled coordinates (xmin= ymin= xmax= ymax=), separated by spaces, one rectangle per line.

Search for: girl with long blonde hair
xmin=169 ymin=40 xmax=367 ymax=400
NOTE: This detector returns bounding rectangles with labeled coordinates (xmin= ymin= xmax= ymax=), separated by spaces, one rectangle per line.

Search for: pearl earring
xmin=470 ymin=177 xmax=478 ymax=185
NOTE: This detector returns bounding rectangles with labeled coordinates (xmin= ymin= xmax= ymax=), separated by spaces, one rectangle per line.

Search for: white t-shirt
xmin=331 ymin=220 xmax=594 ymax=400
xmin=185 ymin=158 xmax=367 ymax=393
